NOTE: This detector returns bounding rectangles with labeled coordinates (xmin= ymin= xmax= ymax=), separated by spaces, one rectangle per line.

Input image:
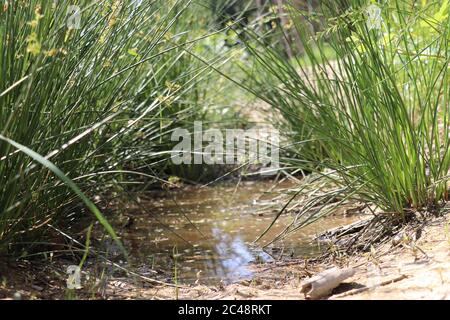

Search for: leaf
xmin=435 ymin=0 xmax=449 ymax=22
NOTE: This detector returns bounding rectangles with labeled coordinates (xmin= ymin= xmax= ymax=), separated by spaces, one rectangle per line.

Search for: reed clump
xmin=243 ymin=0 xmax=450 ymax=230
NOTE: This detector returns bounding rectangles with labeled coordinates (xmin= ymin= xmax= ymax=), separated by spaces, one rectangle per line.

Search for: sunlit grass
xmin=242 ymin=0 xmax=450 ymax=231
xmin=0 ymin=0 xmax=242 ymax=254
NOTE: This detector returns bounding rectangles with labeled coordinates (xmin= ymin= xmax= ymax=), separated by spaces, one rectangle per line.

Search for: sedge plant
xmin=242 ymin=0 xmax=450 ymax=234
xmin=0 ymin=0 xmax=238 ymax=255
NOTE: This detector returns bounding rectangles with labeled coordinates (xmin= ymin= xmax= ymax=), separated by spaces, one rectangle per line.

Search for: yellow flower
xmin=108 ymin=17 xmax=117 ymax=28
xmin=164 ymin=32 xmax=173 ymax=41
xmin=28 ymin=5 xmax=44 ymax=28
xmin=226 ymin=20 xmax=234 ymax=28
xmin=127 ymin=48 xmax=140 ymax=59
xmin=26 ymin=32 xmax=41 ymax=56
xmin=165 ymin=81 xmax=181 ymax=92
xmin=45 ymin=48 xmax=58 ymax=57
xmin=28 ymin=19 xmax=38 ymax=28
xmin=157 ymin=95 xmax=174 ymax=106
xmin=102 ymin=60 xmax=112 ymax=68
xmin=27 ymin=42 xmax=41 ymax=56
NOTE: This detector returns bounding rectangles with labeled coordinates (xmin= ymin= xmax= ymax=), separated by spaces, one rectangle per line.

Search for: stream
xmin=121 ymin=180 xmax=358 ymax=285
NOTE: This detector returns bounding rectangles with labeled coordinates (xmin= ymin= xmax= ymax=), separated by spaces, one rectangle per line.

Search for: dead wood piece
xmin=300 ymin=267 xmax=355 ymax=299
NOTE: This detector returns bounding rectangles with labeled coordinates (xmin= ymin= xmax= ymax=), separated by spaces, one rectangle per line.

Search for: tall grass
xmin=0 ymin=0 xmax=236 ymax=254
xmin=243 ymin=0 xmax=450 ymax=229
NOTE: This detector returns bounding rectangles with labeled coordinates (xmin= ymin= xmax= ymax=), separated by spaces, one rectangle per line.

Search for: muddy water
xmin=123 ymin=180 xmax=358 ymax=285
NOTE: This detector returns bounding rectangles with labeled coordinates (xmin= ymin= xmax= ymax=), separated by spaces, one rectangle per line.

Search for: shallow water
xmin=122 ymin=180 xmax=359 ymax=285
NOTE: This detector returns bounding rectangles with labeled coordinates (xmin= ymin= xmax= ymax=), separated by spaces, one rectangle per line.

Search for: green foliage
xmin=0 ymin=0 xmax=242 ymax=253
xmin=244 ymin=0 xmax=450 ymax=225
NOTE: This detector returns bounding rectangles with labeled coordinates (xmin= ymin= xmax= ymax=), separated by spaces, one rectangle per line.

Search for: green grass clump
xmin=244 ymin=0 xmax=450 ymax=225
xmin=0 ymin=0 xmax=241 ymax=254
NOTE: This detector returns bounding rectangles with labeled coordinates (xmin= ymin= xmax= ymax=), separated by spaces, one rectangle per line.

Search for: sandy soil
xmin=334 ymin=217 xmax=450 ymax=300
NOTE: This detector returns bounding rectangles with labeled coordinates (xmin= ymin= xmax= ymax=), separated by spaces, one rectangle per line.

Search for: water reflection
xmin=209 ymin=228 xmax=263 ymax=282
xmin=122 ymin=180 xmax=360 ymax=285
